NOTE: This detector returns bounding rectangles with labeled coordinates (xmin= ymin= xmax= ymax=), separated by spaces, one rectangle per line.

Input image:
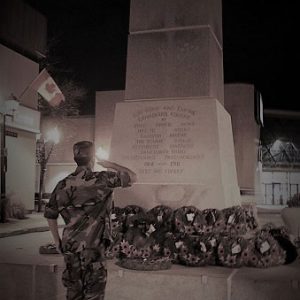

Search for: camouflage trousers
xmin=62 ymin=249 xmax=107 ymax=300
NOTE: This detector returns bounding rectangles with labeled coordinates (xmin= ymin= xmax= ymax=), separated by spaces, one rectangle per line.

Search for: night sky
xmin=25 ymin=0 xmax=299 ymax=114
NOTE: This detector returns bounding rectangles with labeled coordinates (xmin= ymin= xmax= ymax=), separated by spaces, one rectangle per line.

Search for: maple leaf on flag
xmin=46 ymin=83 xmax=57 ymax=93
xmin=29 ymin=69 xmax=65 ymax=106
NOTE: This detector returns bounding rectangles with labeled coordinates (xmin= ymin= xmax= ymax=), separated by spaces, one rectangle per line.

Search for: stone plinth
xmin=231 ymin=263 xmax=300 ymax=300
xmin=281 ymin=207 xmax=300 ymax=240
xmin=0 ymin=263 xmax=65 ymax=300
xmin=125 ymin=27 xmax=223 ymax=103
xmin=94 ymin=90 xmax=125 ymax=163
xmin=129 ymin=0 xmax=223 ymax=46
xmin=1 ymin=259 xmax=300 ymax=300
xmin=106 ymin=263 xmax=231 ymax=300
xmin=110 ymin=98 xmax=240 ymax=209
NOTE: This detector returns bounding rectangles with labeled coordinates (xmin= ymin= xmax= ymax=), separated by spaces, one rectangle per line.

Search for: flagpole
xmin=18 ymin=68 xmax=46 ymax=100
xmin=18 ymin=84 xmax=31 ymax=101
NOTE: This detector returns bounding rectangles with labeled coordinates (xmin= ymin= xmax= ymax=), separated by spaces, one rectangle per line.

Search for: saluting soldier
xmin=44 ymin=141 xmax=137 ymax=300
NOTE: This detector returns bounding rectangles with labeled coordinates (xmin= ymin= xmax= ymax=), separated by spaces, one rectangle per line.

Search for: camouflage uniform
xmin=44 ymin=164 xmax=131 ymax=300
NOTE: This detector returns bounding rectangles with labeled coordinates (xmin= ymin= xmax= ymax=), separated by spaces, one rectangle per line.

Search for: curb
xmin=0 ymin=225 xmax=64 ymax=238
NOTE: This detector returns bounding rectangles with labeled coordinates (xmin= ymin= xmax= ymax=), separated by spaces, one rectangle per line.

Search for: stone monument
xmin=109 ymin=0 xmax=240 ymax=210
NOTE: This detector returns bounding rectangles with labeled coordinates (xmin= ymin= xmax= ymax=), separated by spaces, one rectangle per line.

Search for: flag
xmin=30 ymin=68 xmax=65 ymax=106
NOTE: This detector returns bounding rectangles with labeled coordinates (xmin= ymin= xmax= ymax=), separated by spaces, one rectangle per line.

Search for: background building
xmin=0 ymin=0 xmax=46 ymax=212
xmin=260 ymin=110 xmax=300 ymax=206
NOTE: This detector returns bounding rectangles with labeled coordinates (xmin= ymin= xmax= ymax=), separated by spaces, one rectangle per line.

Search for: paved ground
xmin=0 ymin=227 xmax=64 ymax=264
xmin=0 ymin=212 xmax=64 ymax=238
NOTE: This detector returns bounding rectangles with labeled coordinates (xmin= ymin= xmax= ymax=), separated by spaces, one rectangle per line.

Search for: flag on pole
xmin=29 ymin=68 xmax=65 ymax=106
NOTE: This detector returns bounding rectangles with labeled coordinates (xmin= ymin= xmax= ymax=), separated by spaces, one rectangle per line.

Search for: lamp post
xmin=0 ymin=98 xmax=19 ymax=222
xmin=36 ymin=127 xmax=60 ymax=212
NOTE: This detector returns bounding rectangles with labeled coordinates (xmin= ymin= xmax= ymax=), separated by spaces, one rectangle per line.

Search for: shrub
xmin=287 ymin=193 xmax=300 ymax=207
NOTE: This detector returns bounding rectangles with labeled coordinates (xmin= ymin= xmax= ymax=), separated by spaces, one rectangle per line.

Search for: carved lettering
xmin=118 ymin=103 xmax=201 ymax=181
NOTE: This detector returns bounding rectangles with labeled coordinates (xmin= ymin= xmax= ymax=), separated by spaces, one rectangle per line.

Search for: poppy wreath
xmin=201 ymin=208 xmax=226 ymax=234
xmin=243 ymin=206 xmax=259 ymax=231
xmin=105 ymin=206 xmax=127 ymax=259
xmin=261 ymin=223 xmax=289 ymax=237
xmin=177 ymin=234 xmax=218 ymax=266
xmin=123 ymin=205 xmax=146 ymax=230
xmin=173 ymin=206 xmax=200 ymax=235
xmin=222 ymin=206 xmax=248 ymax=236
xmin=117 ymin=255 xmax=172 ymax=271
xmin=266 ymin=224 xmax=298 ymax=264
xmin=119 ymin=225 xmax=152 ymax=260
xmin=119 ymin=212 xmax=160 ymax=256
xmin=118 ymin=225 xmax=172 ymax=270
xmin=110 ymin=206 xmax=126 ymax=234
xmin=125 ymin=212 xmax=154 ymax=237
xmin=123 ymin=212 xmax=173 ymax=253
xmin=123 ymin=204 xmax=145 ymax=217
xmin=119 ymin=238 xmax=151 ymax=259
xmin=196 ymin=234 xmax=219 ymax=265
xmin=107 ymin=237 xmax=123 ymax=259
xmin=244 ymin=229 xmax=286 ymax=268
xmin=192 ymin=211 xmax=207 ymax=234
xmin=109 ymin=205 xmax=295 ymax=270
xmin=136 ymin=214 xmax=172 ymax=258
xmin=147 ymin=205 xmax=174 ymax=231
xmin=217 ymin=236 xmax=248 ymax=268
xmin=161 ymin=232 xmax=181 ymax=263
xmin=110 ymin=206 xmax=126 ymax=242
xmin=175 ymin=235 xmax=197 ymax=265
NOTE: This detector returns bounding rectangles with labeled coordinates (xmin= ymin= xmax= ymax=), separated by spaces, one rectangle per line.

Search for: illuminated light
xmin=45 ymin=126 xmax=60 ymax=144
xmin=271 ymin=139 xmax=283 ymax=152
xmin=96 ymin=146 xmax=109 ymax=160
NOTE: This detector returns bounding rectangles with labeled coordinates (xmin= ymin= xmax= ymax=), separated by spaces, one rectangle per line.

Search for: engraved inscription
xmin=121 ymin=104 xmax=201 ymax=180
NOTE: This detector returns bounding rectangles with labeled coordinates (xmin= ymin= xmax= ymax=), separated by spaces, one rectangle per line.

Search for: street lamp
xmin=0 ymin=97 xmax=19 ymax=222
xmin=36 ymin=126 xmax=60 ymax=212
xmin=96 ymin=146 xmax=109 ymax=160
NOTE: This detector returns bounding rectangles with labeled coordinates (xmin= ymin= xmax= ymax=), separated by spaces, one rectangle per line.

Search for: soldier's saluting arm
xmin=97 ymin=159 xmax=137 ymax=186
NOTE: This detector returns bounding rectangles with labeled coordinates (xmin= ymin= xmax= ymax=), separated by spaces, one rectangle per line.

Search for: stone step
xmin=1 ymin=259 xmax=299 ymax=300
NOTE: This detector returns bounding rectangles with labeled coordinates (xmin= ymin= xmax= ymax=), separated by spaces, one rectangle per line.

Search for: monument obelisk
xmin=109 ymin=0 xmax=240 ymax=210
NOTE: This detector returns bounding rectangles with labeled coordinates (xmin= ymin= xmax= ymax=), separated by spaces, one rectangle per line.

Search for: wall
xmin=6 ymin=130 xmax=36 ymax=210
xmin=36 ymin=163 xmax=76 ymax=194
xmin=0 ymin=45 xmax=40 ymax=211
xmin=0 ymin=0 xmax=47 ymax=58
xmin=0 ymin=44 xmax=39 ymax=108
xmin=224 ymin=83 xmax=261 ymax=194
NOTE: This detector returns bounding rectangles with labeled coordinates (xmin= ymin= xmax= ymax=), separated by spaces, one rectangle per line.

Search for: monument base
xmin=113 ymin=182 xmax=240 ymax=210
xmin=2 ymin=258 xmax=300 ymax=300
xmin=110 ymin=98 xmax=241 ymax=210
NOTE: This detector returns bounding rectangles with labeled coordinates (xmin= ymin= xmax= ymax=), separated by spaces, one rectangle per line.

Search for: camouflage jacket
xmin=44 ymin=166 xmax=131 ymax=254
